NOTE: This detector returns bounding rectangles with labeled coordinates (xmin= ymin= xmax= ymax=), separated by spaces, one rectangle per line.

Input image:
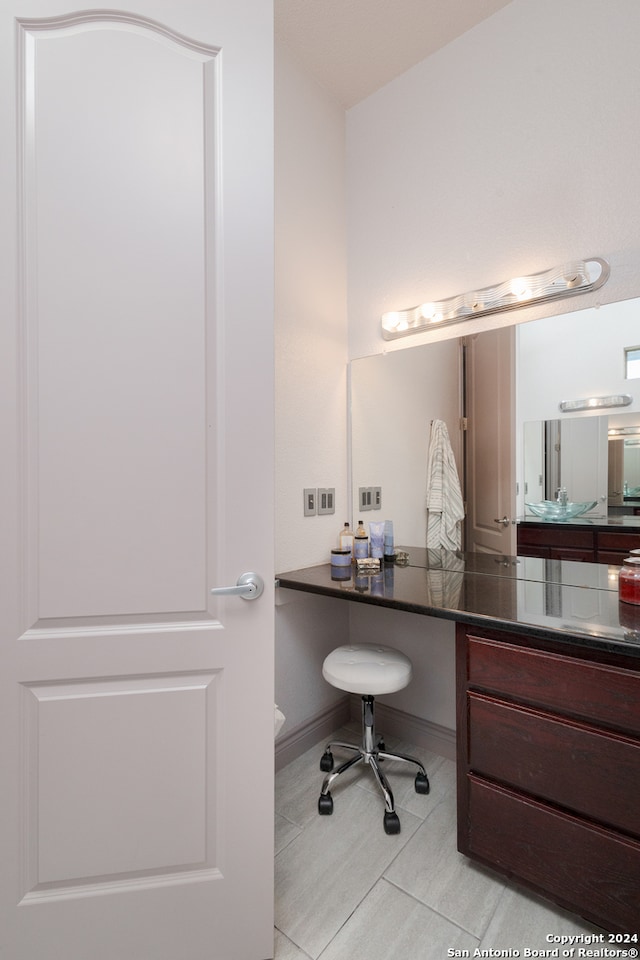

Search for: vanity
xmin=277 ymin=552 xmax=640 ymax=933
xmin=517 ymin=516 xmax=640 ymax=563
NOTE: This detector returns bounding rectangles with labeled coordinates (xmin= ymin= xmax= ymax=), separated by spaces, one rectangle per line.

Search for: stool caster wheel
xmin=318 ymin=792 xmax=333 ymax=815
xmin=414 ymin=771 xmax=430 ymax=794
xmin=320 ymin=751 xmax=334 ymax=772
xmin=383 ymin=811 xmax=400 ymax=835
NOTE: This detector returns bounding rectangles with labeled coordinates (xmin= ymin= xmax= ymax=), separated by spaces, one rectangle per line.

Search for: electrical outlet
xmin=303 ymin=488 xmax=316 ymax=516
xmin=359 ymin=487 xmax=372 ymax=511
xmin=372 ymin=486 xmax=382 ymax=510
xmin=317 ymin=487 xmax=335 ymax=515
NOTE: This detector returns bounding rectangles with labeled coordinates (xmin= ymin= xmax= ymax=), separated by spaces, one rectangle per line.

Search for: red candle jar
xmin=619 ymin=557 xmax=640 ymax=605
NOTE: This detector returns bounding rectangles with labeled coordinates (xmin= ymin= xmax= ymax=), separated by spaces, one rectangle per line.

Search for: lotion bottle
xmin=354 ymin=520 xmax=369 ymax=559
xmin=339 ymin=522 xmax=354 ymax=557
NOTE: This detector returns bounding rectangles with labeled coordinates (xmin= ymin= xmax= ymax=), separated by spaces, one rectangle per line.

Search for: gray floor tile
xmin=318 ymin=878 xmax=479 ymax=960
xmin=274 ymin=928 xmax=313 ymax=960
xmin=384 ymin=794 xmax=506 ymax=938
xmin=276 ymin=812 xmax=302 ymax=856
xmin=275 ymin=726 xmax=362 ymax=828
xmin=480 ymin=883 xmax=606 ymax=948
xmin=274 ymin=727 xmax=607 ymax=960
xmin=275 ymin=786 xmax=422 ymax=959
xmin=359 ymin=747 xmax=454 ymax=819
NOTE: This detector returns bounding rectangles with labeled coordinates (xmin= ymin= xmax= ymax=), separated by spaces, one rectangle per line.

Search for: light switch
xmin=303 ymin=488 xmax=316 ymax=516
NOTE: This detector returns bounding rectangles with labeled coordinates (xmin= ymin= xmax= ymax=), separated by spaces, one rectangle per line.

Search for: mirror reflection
xmin=350 ymin=296 xmax=640 ymax=569
xmin=523 ymin=413 xmax=640 ymax=514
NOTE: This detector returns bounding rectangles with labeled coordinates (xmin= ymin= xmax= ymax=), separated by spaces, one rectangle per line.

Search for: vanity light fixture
xmin=381 ymin=257 xmax=609 ymax=340
xmin=559 ymin=394 xmax=632 ymax=413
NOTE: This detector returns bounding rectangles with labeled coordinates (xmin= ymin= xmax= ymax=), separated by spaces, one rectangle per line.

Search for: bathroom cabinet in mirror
xmin=350 ymin=296 xmax=640 ymax=550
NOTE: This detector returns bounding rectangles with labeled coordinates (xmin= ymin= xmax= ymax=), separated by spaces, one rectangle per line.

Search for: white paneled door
xmin=0 ymin=2 xmax=274 ymax=958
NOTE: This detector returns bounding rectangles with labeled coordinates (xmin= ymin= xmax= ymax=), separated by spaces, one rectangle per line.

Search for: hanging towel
xmin=424 ymin=548 xmax=465 ymax=608
xmin=425 ymin=419 xmax=465 ymax=550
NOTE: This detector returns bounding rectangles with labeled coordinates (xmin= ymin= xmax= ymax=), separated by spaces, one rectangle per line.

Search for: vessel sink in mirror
xmin=525 ymin=499 xmax=598 ymax=520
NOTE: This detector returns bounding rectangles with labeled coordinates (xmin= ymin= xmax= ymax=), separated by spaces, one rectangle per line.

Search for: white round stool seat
xmin=322 ymin=644 xmax=412 ymax=696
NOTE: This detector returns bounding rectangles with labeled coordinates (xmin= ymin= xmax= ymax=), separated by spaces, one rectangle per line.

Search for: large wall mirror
xmin=350 ymin=295 xmax=640 ymax=558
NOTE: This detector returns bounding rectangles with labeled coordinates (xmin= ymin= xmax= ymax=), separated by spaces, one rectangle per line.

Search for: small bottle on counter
xmin=619 ymin=557 xmax=640 ymax=605
xmin=354 ymin=520 xmax=369 ymax=559
xmin=338 ymin=521 xmax=354 ymax=557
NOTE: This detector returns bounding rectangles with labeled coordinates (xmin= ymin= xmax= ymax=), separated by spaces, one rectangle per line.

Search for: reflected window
xmin=625 ymin=346 xmax=640 ymax=379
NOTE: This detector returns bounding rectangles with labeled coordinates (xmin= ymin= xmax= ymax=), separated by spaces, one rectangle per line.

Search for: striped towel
xmin=426 ymin=419 xmax=465 ymax=549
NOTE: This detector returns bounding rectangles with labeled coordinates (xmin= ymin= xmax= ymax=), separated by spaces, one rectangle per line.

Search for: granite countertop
xmin=517 ymin=514 xmax=640 ymax=530
xmin=276 ymin=548 xmax=640 ymax=659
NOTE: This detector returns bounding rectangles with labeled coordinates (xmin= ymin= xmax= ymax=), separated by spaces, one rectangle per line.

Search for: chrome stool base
xmin=318 ymin=695 xmax=429 ymax=834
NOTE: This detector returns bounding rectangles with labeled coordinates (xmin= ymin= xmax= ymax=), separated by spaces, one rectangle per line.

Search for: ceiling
xmin=274 ymin=0 xmax=514 ymax=109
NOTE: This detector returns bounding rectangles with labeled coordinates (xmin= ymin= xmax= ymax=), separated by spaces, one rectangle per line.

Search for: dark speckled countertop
xmin=276 ymin=547 xmax=640 ymax=659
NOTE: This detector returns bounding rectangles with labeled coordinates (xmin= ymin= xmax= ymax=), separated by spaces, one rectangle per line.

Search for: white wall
xmin=274 ymin=43 xmax=350 ymax=735
xmin=275 ymin=41 xmax=349 ymax=573
xmin=348 ymin=605 xmax=457 ymax=732
xmin=347 ymin=0 xmax=640 ymax=362
xmin=343 ymin=0 xmax=640 ymax=734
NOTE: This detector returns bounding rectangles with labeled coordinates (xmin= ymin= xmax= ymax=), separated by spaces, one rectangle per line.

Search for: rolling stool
xmin=318 ymin=643 xmax=430 ymax=834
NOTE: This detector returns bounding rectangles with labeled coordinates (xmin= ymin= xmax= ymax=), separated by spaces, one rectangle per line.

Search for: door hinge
xmin=460 ymin=417 xmax=468 ymax=431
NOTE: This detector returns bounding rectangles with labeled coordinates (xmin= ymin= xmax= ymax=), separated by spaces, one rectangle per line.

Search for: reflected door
xmin=465 ymin=327 xmax=516 ymax=555
xmin=0 ymin=6 xmax=274 ymax=958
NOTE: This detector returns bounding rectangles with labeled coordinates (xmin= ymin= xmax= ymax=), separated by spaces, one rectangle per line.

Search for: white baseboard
xmin=349 ymin=695 xmax=456 ymax=762
xmin=275 ymin=697 xmax=351 ymax=771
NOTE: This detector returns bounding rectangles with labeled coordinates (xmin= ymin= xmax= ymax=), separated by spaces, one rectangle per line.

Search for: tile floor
xmin=274 ymin=721 xmax=605 ymax=960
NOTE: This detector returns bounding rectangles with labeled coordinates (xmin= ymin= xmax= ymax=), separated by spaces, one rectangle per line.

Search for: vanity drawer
xmin=597 ymin=531 xmax=640 ymax=552
xmin=517 ymin=527 xmax=594 ymax=549
xmin=596 ymin=549 xmax=632 ymax=564
xmin=548 ymin=546 xmax=594 ymax=561
xmin=468 ymin=692 xmax=640 ymax=836
xmin=466 ymin=634 xmax=640 ymax=735
xmin=465 ymin=774 xmax=640 ymax=933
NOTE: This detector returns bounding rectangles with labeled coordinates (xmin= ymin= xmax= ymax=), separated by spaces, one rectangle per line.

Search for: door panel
xmin=2 ymin=4 xmax=274 ymax=958
xmin=23 ymin=671 xmax=215 ymax=888
xmin=465 ymin=326 xmax=516 ymax=554
xmin=27 ymin=18 xmax=210 ymax=620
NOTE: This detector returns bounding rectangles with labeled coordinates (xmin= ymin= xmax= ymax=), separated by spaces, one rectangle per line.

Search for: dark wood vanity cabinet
xmin=517 ymin=522 xmax=640 ymax=564
xmin=456 ymin=622 xmax=640 ymax=933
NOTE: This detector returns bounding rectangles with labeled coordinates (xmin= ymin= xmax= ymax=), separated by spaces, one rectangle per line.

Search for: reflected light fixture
xmin=560 ymin=394 xmax=632 ymax=413
xmin=381 ymin=257 xmax=609 ymax=340
xmin=608 ymin=425 xmax=640 ymax=437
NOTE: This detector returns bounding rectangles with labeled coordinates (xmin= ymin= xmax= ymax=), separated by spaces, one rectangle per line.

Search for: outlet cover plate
xmin=359 ymin=487 xmax=372 ymax=511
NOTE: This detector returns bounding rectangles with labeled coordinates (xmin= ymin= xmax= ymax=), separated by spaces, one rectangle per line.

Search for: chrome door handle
xmin=210 ymin=572 xmax=264 ymax=600
xmin=493 ymin=516 xmax=511 ymax=527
